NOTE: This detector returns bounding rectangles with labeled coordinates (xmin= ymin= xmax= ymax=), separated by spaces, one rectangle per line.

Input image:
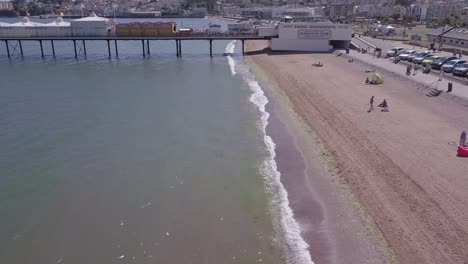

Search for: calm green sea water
xmin=0 ymin=18 xmax=289 ymax=263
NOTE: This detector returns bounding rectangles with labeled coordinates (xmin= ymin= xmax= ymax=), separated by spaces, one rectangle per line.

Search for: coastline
xmin=243 ymin=40 xmax=468 ymax=263
xmin=244 ymin=42 xmax=395 ymax=263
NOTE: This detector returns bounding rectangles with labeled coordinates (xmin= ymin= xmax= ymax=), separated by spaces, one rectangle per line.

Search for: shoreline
xmin=244 ymin=40 xmax=468 ymax=263
xmin=244 ymin=44 xmax=395 ymax=263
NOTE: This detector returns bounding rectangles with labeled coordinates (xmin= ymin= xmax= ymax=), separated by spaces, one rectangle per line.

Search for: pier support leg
xmin=73 ymin=40 xmax=77 ymax=59
xmin=19 ymin=40 xmax=23 ymax=58
xmin=114 ymin=40 xmax=118 ymax=58
xmin=209 ymin=40 xmax=212 ymax=57
xmin=51 ymin=40 xmax=55 ymax=57
xmin=175 ymin=40 xmax=179 ymax=57
xmin=142 ymin=40 xmax=145 ymax=58
xmin=82 ymin=40 xmax=87 ymax=57
xmin=107 ymin=40 xmax=111 ymax=59
xmin=178 ymin=40 xmax=182 ymax=57
xmin=5 ymin=40 xmax=10 ymax=59
xmin=39 ymin=40 xmax=44 ymax=59
xmin=146 ymin=39 xmax=150 ymax=55
xmin=242 ymin=40 xmax=245 ymax=55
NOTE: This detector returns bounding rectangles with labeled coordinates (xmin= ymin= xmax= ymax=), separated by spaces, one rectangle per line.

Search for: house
xmin=427 ymin=26 xmax=468 ymax=49
xmin=0 ymin=0 xmax=13 ymax=10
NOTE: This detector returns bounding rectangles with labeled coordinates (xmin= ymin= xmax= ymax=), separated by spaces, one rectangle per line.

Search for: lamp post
xmin=112 ymin=4 xmax=117 ymax=19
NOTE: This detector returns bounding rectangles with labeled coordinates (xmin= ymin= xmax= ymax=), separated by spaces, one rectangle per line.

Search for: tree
xmin=443 ymin=16 xmax=458 ymax=26
xmin=391 ymin=13 xmax=400 ymax=20
xmin=395 ymin=0 xmax=415 ymax=7
xmin=383 ymin=15 xmax=390 ymax=23
xmin=403 ymin=15 xmax=416 ymax=23
xmin=12 ymin=0 xmax=27 ymax=12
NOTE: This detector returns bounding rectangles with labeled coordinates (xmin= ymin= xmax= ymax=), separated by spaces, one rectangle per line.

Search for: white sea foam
xmin=226 ymin=42 xmax=314 ymax=264
xmin=225 ymin=40 xmax=237 ymax=76
xmin=225 ymin=40 xmax=236 ymax=54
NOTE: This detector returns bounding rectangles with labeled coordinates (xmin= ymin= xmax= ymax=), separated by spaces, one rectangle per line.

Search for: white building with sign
xmin=265 ymin=23 xmax=352 ymax=52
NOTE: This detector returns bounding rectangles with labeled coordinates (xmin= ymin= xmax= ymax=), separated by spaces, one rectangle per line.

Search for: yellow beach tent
xmin=371 ymin=73 xmax=383 ymax=84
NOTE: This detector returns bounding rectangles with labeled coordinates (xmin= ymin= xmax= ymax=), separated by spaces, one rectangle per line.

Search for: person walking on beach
xmin=368 ymin=96 xmax=374 ymax=113
xmin=460 ymin=130 xmax=467 ymax=146
xmin=414 ymin=63 xmax=419 ymax=75
xmin=406 ymin=64 xmax=412 ymax=76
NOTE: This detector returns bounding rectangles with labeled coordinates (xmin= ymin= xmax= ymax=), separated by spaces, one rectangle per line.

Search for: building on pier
xmin=0 ymin=13 xmax=113 ymax=37
xmin=0 ymin=17 xmax=42 ymax=37
xmin=37 ymin=18 xmax=71 ymax=37
xmin=259 ymin=22 xmax=352 ymax=52
xmin=115 ymin=22 xmax=177 ymax=37
xmin=70 ymin=12 xmax=112 ymax=36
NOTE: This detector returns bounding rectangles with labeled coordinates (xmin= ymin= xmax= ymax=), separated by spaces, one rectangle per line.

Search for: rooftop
xmin=427 ymin=26 xmax=468 ymax=40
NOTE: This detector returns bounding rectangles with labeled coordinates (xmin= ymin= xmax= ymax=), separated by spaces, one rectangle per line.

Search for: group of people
xmin=406 ymin=64 xmax=431 ymax=76
xmin=368 ymin=96 xmax=389 ymax=113
xmin=365 ymin=77 xmax=380 ymax=85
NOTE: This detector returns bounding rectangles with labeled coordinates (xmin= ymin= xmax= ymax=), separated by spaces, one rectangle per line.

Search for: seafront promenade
xmin=345 ymin=49 xmax=468 ymax=100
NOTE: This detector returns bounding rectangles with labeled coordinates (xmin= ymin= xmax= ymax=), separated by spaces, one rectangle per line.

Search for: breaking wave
xmin=226 ymin=41 xmax=314 ymax=264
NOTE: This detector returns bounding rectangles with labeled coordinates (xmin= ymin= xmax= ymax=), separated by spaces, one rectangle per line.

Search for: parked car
xmin=407 ymin=51 xmax=430 ymax=62
xmin=398 ymin=50 xmax=416 ymax=60
xmin=386 ymin=47 xmax=404 ymax=57
xmin=452 ymin=63 xmax=468 ymax=76
xmin=430 ymin=56 xmax=457 ymax=70
xmin=442 ymin=59 xmax=467 ymax=73
xmin=413 ymin=53 xmax=433 ymax=64
xmin=421 ymin=55 xmax=440 ymax=66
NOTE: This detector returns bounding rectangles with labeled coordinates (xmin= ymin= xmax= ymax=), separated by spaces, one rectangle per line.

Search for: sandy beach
xmin=246 ymin=40 xmax=468 ymax=264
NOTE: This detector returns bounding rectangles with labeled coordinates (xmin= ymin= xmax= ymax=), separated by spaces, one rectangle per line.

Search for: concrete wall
xmin=258 ymin=27 xmax=278 ymax=37
xmin=270 ymin=38 xmax=333 ymax=51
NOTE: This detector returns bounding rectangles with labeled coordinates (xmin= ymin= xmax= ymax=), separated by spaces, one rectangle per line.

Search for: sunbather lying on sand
xmin=313 ymin=62 xmax=323 ymax=67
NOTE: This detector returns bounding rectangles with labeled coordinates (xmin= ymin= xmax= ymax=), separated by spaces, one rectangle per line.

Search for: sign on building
xmin=297 ymin=29 xmax=332 ymax=39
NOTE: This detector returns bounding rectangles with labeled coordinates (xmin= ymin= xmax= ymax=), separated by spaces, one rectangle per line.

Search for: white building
xmin=0 ymin=13 xmax=114 ymax=38
xmin=426 ymin=1 xmax=460 ymax=22
xmin=207 ymin=23 xmax=222 ymax=35
xmin=0 ymin=0 xmax=13 ymax=10
xmin=0 ymin=17 xmax=42 ymax=37
xmin=263 ymin=23 xmax=352 ymax=52
xmin=70 ymin=12 xmax=112 ymax=36
xmin=36 ymin=18 xmax=72 ymax=37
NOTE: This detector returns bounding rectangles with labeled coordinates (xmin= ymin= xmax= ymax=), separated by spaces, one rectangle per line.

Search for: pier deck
xmin=0 ymin=36 xmax=269 ymax=41
xmin=0 ymin=35 xmax=271 ymax=59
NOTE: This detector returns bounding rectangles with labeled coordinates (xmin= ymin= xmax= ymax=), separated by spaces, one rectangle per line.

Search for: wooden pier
xmin=0 ymin=36 xmax=269 ymax=59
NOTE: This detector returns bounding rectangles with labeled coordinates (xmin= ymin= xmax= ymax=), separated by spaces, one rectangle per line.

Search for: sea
xmin=0 ymin=18 xmax=313 ymax=264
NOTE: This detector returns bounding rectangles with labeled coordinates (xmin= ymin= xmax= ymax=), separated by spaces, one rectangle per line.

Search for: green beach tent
xmin=371 ymin=73 xmax=383 ymax=84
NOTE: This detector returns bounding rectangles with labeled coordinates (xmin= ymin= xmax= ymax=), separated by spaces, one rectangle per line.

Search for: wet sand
xmin=245 ymin=40 xmax=468 ymax=264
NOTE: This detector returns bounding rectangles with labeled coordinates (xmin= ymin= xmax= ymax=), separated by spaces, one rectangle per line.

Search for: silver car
xmin=398 ymin=50 xmax=416 ymax=60
xmin=386 ymin=47 xmax=404 ymax=57
xmin=413 ymin=53 xmax=432 ymax=64
xmin=442 ymin=60 xmax=467 ymax=73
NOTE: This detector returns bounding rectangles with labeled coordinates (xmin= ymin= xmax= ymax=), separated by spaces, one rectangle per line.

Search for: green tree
xmin=395 ymin=0 xmax=415 ymax=6
xmin=443 ymin=16 xmax=458 ymax=26
xmin=404 ymin=14 xmax=416 ymax=23
xmin=391 ymin=13 xmax=400 ymax=20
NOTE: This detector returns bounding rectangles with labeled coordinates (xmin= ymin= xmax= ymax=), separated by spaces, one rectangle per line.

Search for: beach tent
xmin=458 ymin=145 xmax=468 ymax=157
xmin=371 ymin=73 xmax=384 ymax=84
